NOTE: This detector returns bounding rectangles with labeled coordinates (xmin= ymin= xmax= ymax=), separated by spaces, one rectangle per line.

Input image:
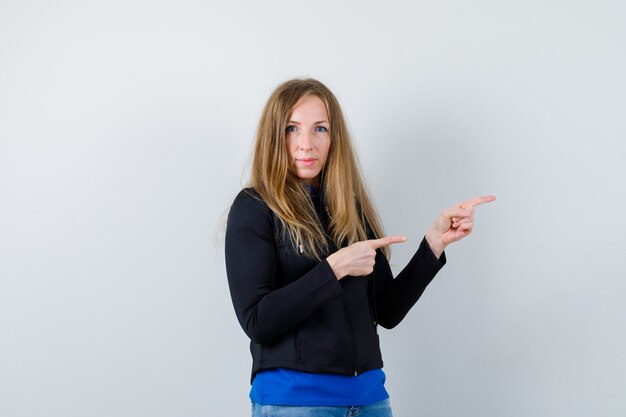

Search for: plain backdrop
xmin=1 ymin=1 xmax=625 ymax=416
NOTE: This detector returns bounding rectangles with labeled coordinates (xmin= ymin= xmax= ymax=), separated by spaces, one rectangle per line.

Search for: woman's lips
xmin=297 ymin=159 xmax=316 ymax=167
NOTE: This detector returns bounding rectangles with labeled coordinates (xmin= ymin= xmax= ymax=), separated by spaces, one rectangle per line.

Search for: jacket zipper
xmin=371 ymin=270 xmax=378 ymax=334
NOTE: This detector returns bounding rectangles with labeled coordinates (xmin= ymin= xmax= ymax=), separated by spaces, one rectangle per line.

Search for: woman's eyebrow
xmin=288 ymin=120 xmax=329 ymax=124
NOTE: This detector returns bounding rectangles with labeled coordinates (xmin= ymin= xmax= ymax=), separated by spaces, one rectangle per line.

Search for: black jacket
xmin=225 ymin=187 xmax=446 ymax=384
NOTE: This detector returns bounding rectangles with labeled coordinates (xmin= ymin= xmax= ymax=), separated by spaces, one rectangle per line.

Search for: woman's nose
xmin=298 ymin=131 xmax=313 ymax=150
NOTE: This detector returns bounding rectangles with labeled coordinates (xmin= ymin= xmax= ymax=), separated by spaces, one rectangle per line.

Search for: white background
xmin=1 ymin=1 xmax=624 ymax=416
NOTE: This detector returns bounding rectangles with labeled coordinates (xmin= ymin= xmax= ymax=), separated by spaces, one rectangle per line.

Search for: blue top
xmin=249 ymin=183 xmax=389 ymax=406
xmin=249 ymin=367 xmax=389 ymax=406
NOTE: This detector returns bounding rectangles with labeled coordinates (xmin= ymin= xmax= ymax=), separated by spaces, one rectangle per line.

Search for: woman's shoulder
xmin=232 ymin=187 xmax=266 ymax=205
xmin=227 ymin=187 xmax=277 ymax=238
xmin=229 ymin=187 xmax=273 ymax=219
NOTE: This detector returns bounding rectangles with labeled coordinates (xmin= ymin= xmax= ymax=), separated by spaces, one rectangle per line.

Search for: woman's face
xmin=285 ymin=95 xmax=331 ymax=187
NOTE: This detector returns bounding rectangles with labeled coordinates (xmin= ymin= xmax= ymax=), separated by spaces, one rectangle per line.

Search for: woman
xmin=225 ymin=78 xmax=495 ymax=417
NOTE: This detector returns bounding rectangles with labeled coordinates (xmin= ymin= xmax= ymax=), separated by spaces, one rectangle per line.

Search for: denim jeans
xmin=251 ymin=397 xmax=393 ymax=417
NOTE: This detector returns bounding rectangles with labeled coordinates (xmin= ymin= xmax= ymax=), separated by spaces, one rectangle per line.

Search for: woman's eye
xmin=286 ymin=125 xmax=297 ymax=133
xmin=315 ymin=126 xmax=328 ymax=133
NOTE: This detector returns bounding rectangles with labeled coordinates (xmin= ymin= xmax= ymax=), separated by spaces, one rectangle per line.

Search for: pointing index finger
xmin=460 ymin=195 xmax=496 ymax=209
xmin=370 ymin=235 xmax=407 ymax=249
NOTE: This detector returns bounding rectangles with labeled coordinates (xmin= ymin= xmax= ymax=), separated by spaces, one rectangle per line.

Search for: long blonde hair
xmin=247 ymin=78 xmax=390 ymax=261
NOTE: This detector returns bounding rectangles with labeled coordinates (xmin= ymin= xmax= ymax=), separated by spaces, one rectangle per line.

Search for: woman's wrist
xmin=425 ymin=230 xmax=446 ymax=260
xmin=326 ymin=253 xmax=345 ymax=280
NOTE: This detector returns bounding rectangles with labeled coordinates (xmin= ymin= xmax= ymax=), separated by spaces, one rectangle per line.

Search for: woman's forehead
xmin=290 ymin=95 xmax=329 ymax=122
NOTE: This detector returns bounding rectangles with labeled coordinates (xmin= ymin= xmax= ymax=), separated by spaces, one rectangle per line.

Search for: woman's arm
xmin=372 ymin=194 xmax=496 ymax=328
xmin=225 ymin=191 xmax=343 ymax=344
xmin=371 ymin=236 xmax=446 ymax=329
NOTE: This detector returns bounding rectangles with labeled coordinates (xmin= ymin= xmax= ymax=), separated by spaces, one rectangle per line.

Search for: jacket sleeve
xmin=372 ymin=236 xmax=446 ymax=329
xmin=225 ymin=191 xmax=343 ymax=344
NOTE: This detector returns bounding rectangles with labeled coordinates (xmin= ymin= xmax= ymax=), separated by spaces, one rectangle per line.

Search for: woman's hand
xmin=327 ymin=236 xmax=407 ymax=280
xmin=425 ymin=195 xmax=496 ymax=259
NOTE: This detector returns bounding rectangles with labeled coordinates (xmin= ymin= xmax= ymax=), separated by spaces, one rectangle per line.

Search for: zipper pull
xmin=299 ymin=244 xmax=304 ymax=253
xmin=354 ymin=370 xmax=358 ymax=376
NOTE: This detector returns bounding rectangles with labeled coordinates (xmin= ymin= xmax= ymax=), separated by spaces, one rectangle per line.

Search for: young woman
xmin=225 ymin=78 xmax=495 ymax=417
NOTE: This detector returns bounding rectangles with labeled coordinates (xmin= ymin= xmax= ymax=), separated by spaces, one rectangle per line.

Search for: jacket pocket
xmin=297 ymin=298 xmax=353 ymax=366
xmin=261 ymin=329 xmax=298 ymax=363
